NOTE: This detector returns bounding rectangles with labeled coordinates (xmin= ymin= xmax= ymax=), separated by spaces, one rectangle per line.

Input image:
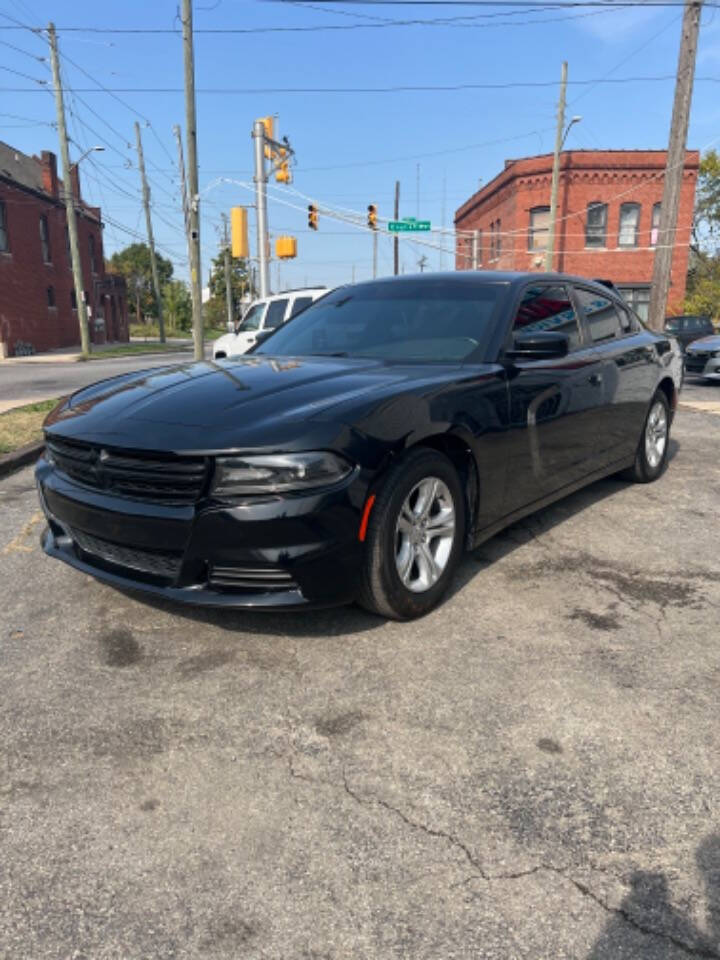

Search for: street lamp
xmin=69 ymin=145 xmax=105 ymax=170
xmin=561 ymin=116 xmax=582 ymax=150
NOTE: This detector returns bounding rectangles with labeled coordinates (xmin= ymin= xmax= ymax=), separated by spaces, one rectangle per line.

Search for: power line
xmin=4 ymin=74 xmax=719 ymax=94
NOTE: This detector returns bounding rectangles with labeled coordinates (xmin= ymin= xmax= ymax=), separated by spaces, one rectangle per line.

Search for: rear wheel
xmin=621 ymin=390 xmax=670 ymax=483
xmin=358 ymin=449 xmax=466 ymax=620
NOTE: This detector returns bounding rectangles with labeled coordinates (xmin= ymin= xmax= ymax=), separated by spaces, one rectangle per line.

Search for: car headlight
xmin=712 ymin=350 xmax=720 ymax=358
xmin=212 ymin=451 xmax=353 ymax=496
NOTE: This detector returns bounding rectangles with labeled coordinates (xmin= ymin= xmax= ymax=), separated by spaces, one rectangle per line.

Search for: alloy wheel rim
xmin=394 ymin=476 xmax=456 ymax=593
xmin=645 ymin=401 xmax=668 ymax=469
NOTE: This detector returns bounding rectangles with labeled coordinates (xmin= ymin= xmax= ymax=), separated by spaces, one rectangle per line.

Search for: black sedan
xmin=36 ymin=273 xmax=682 ymax=620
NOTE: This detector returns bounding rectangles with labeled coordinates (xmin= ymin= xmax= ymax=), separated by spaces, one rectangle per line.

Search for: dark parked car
xmin=684 ymin=334 xmax=720 ymax=380
xmin=664 ymin=315 xmax=714 ymax=351
xmin=36 ymin=273 xmax=682 ymax=620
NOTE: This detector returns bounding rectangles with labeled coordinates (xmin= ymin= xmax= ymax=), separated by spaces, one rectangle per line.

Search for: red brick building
xmin=454 ymin=149 xmax=699 ymax=321
xmin=0 ymin=141 xmax=129 ymax=356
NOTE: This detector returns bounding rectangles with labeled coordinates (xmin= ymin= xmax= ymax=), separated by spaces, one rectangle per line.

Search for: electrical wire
xmin=6 ymin=74 xmax=720 ymax=94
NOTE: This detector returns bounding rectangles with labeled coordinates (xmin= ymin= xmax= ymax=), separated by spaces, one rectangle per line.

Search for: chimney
xmin=40 ymin=150 xmax=58 ymax=198
xmin=69 ymin=164 xmax=81 ymax=203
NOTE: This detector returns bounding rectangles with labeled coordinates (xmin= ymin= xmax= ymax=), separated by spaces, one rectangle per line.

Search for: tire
xmin=621 ymin=389 xmax=671 ymax=483
xmin=358 ymin=448 xmax=466 ymax=620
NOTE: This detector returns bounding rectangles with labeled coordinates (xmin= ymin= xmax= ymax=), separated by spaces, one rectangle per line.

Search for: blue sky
xmin=1 ymin=0 xmax=719 ymax=292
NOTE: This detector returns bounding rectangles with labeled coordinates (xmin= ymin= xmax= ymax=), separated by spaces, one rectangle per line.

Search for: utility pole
xmin=182 ymin=0 xmax=203 ymax=360
xmin=545 ymin=61 xmax=568 ymax=271
xmin=221 ymin=213 xmax=233 ymax=329
xmin=172 ymin=124 xmax=195 ymax=314
xmin=471 ymin=229 xmax=479 ymax=270
xmin=393 ymin=180 xmax=400 ymax=276
xmin=48 ymin=23 xmax=90 ymax=359
xmin=648 ymin=0 xmax=703 ymax=330
xmin=372 ymin=229 xmax=378 ymax=279
xmin=252 ymin=119 xmax=270 ymax=298
xmin=134 ymin=122 xmax=165 ymax=342
xmin=440 ymin=174 xmax=447 ymax=270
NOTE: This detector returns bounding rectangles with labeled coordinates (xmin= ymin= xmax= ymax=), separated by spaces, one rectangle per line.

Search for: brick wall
xmin=0 ymin=158 xmax=128 ymax=356
xmin=455 ymin=150 xmax=699 ymax=315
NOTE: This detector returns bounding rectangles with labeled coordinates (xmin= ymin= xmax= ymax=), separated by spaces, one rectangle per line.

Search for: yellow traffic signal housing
xmin=230 ymin=206 xmax=249 ymax=259
xmin=308 ymin=204 xmax=318 ymax=230
xmin=276 ymin=160 xmax=291 ymax=184
xmin=276 ymin=236 xmax=297 ymax=260
xmin=260 ymin=116 xmax=275 ymax=158
xmin=367 ymin=204 xmax=378 ymax=229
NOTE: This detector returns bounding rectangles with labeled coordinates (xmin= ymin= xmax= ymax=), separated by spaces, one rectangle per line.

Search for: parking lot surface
xmin=1 ymin=380 xmax=719 ymax=959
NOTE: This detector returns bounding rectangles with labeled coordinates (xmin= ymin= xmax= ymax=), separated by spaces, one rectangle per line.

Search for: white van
xmin=213 ymin=288 xmax=328 ymax=359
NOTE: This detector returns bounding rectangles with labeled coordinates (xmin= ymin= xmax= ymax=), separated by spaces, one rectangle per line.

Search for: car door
xmin=572 ymin=285 xmax=655 ymax=466
xmin=500 ymin=282 xmax=606 ymax=516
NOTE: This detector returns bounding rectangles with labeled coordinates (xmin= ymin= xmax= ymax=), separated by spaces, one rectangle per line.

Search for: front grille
xmin=209 ymin=564 xmax=298 ymax=591
xmin=46 ymin=436 xmax=208 ymax=505
xmin=71 ymin=527 xmax=182 ymax=579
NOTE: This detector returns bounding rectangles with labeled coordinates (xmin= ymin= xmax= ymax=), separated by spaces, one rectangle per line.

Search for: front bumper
xmin=685 ymin=354 xmax=720 ymax=378
xmin=36 ymin=456 xmax=364 ymax=609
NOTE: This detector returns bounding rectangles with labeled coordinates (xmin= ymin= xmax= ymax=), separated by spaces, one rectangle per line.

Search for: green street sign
xmin=388 ymin=219 xmax=431 ymax=233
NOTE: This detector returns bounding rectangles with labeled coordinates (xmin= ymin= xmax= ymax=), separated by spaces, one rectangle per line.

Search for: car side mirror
xmin=506 ymin=331 xmax=569 ymax=361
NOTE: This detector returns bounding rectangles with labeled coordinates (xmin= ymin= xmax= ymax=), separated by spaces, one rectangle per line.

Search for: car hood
xmin=45 ymin=355 xmax=477 ymax=453
xmin=686 ymin=335 xmax=720 ymax=351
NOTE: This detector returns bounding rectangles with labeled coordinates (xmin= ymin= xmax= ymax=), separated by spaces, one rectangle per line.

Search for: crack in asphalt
xmin=287 ymin=762 xmax=720 ymax=960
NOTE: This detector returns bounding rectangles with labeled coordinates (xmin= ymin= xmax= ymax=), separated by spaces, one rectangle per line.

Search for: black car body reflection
xmin=36 ymin=273 xmax=682 ymax=618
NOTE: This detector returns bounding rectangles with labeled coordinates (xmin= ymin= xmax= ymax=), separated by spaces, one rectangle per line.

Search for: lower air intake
xmin=209 ymin=565 xmax=297 ymax=591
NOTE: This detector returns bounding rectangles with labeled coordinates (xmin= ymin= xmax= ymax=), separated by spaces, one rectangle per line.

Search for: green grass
xmin=84 ymin=343 xmax=193 ymax=361
xmin=0 ymin=398 xmax=58 ymax=454
xmin=130 ymin=323 xmax=227 ymax=341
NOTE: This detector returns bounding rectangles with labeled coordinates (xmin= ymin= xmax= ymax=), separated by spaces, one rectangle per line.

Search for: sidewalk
xmin=0 ymin=339 xmax=193 ymax=364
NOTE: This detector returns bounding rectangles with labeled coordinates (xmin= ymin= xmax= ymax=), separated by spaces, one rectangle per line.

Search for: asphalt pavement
xmin=1 ymin=380 xmax=719 ymax=959
xmin=0 ymin=350 xmax=197 ymax=413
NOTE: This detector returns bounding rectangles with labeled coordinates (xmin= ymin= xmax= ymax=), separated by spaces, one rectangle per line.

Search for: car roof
xmin=252 ymin=288 xmax=327 ymax=306
xmin=346 ymin=270 xmax=623 ymax=295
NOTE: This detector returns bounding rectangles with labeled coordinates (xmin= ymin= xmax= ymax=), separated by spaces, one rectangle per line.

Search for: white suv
xmin=213 ymin=288 xmax=328 ymax=359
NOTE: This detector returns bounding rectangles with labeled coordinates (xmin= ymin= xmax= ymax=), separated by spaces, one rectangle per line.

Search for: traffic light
xmin=276 ymin=236 xmax=297 ymax=259
xmin=308 ymin=204 xmax=318 ymax=231
xmin=230 ymin=206 xmax=248 ymax=259
xmin=367 ymin=204 xmax=377 ymax=230
xmin=276 ymin=160 xmax=291 ymax=183
xmin=260 ymin=116 xmax=274 ymax=158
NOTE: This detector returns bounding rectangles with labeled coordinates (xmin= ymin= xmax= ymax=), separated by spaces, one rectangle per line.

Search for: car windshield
xmin=254 ymin=280 xmax=506 ymax=362
xmin=237 ymin=302 xmax=265 ymax=332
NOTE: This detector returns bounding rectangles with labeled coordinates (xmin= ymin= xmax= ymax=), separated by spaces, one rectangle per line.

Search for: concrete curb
xmin=0 ymin=441 xmax=44 ymax=479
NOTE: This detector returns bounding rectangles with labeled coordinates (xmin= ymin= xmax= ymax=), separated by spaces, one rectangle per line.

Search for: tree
xmin=108 ymin=243 xmax=173 ymax=322
xmin=162 ymin=280 xmax=192 ymax=333
xmin=684 ymin=151 xmax=720 ymax=318
xmin=202 ymin=247 xmax=252 ymax=328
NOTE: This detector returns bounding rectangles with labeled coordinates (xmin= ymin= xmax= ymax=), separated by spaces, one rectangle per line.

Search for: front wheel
xmin=621 ymin=390 xmax=670 ymax=483
xmin=358 ymin=449 xmax=466 ymax=620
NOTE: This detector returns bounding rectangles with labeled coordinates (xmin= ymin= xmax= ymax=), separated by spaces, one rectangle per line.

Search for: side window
xmin=512 ymin=284 xmax=583 ymax=351
xmin=264 ymin=298 xmax=289 ymax=330
xmin=618 ymin=203 xmax=640 ymax=248
xmin=575 ymin=288 xmax=623 ymax=343
xmin=585 ymin=202 xmax=607 ymax=248
xmin=241 ymin=303 xmax=265 ymax=331
xmin=290 ymin=296 xmax=313 ymax=318
xmin=0 ymin=200 xmax=8 ymax=252
xmin=616 ymin=303 xmax=642 ymax=335
xmin=39 ymin=214 xmax=52 ymax=263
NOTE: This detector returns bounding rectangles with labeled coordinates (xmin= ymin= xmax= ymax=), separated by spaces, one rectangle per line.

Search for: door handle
xmin=588 ymin=372 xmax=603 ymax=387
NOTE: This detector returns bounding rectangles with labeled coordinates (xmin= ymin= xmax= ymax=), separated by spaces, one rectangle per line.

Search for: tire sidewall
xmin=370 ymin=452 xmax=466 ymax=619
xmin=637 ymin=391 xmax=670 ymax=482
